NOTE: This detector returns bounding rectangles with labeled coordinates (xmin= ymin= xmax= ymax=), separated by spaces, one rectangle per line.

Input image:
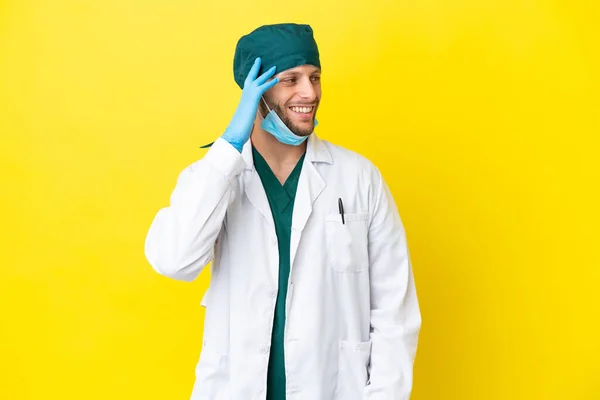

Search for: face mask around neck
xmin=260 ymin=97 xmax=318 ymax=146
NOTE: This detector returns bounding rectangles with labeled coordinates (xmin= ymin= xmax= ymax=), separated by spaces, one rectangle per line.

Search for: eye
xmin=282 ymin=77 xmax=296 ymax=83
xmin=311 ymin=76 xmax=321 ymax=82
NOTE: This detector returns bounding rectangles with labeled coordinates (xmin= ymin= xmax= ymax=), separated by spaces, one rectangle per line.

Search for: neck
xmin=250 ymin=118 xmax=308 ymax=171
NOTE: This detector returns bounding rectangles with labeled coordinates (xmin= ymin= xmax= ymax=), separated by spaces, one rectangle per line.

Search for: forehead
xmin=276 ymin=64 xmax=321 ymax=76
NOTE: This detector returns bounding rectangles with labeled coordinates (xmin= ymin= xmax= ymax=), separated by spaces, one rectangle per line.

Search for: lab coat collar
xmin=241 ymin=132 xmax=332 ymax=171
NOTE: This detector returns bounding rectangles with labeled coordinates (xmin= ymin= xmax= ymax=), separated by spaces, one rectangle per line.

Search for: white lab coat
xmin=144 ymin=133 xmax=421 ymax=400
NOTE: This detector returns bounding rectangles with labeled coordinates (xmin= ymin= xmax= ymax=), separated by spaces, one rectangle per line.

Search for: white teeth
xmin=291 ymin=106 xmax=313 ymax=113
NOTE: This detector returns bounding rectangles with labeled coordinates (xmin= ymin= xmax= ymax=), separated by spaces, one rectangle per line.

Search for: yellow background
xmin=1 ymin=0 xmax=599 ymax=399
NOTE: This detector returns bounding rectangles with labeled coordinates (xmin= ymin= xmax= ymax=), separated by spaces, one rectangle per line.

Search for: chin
xmin=292 ymin=127 xmax=314 ymax=137
xmin=291 ymin=121 xmax=316 ymax=137
xmin=280 ymin=111 xmax=316 ymax=136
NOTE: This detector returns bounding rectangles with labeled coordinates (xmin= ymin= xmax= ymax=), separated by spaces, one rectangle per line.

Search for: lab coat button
xmin=260 ymin=345 xmax=269 ymax=354
xmin=269 ymin=289 xmax=277 ymax=298
xmin=271 ymin=237 xmax=277 ymax=246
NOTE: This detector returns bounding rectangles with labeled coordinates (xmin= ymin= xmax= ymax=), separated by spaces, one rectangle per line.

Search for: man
xmin=144 ymin=23 xmax=421 ymax=400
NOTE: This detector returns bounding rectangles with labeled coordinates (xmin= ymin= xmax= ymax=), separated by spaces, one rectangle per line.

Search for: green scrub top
xmin=252 ymin=146 xmax=306 ymax=400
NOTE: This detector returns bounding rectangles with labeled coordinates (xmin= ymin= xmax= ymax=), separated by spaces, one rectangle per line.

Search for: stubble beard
xmin=273 ymin=102 xmax=317 ymax=137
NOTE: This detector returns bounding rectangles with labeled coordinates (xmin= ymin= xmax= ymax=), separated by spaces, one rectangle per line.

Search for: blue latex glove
xmin=222 ymin=57 xmax=279 ymax=152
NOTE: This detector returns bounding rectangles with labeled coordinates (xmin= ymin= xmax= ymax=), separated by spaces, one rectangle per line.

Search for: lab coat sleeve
xmin=364 ymin=168 xmax=422 ymax=400
xmin=144 ymin=138 xmax=246 ymax=282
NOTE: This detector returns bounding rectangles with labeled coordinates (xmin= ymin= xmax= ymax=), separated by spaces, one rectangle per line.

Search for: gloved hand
xmin=222 ymin=57 xmax=278 ymax=152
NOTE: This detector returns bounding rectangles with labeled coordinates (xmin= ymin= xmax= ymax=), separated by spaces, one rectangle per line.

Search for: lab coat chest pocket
xmin=325 ymin=212 xmax=370 ymax=272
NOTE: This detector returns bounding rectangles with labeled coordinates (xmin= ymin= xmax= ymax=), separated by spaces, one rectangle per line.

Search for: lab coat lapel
xmin=241 ymin=141 xmax=275 ymax=230
xmin=290 ymin=134 xmax=332 ymax=268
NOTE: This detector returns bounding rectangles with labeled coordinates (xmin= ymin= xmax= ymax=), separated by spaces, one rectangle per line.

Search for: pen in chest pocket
xmin=338 ymin=198 xmax=345 ymax=225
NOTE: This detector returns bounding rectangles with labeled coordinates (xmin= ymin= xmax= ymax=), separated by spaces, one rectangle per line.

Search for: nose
xmin=297 ymin=76 xmax=317 ymax=100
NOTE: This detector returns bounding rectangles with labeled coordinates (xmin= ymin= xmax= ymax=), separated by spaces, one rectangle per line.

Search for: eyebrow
xmin=280 ymin=70 xmax=321 ymax=77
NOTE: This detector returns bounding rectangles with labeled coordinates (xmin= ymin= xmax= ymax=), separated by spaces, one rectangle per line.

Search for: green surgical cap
xmin=233 ymin=23 xmax=320 ymax=89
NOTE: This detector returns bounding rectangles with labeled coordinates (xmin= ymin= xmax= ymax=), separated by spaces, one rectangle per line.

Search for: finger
xmin=254 ymin=65 xmax=277 ymax=86
xmin=244 ymin=57 xmax=262 ymax=87
xmin=259 ymin=77 xmax=279 ymax=94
